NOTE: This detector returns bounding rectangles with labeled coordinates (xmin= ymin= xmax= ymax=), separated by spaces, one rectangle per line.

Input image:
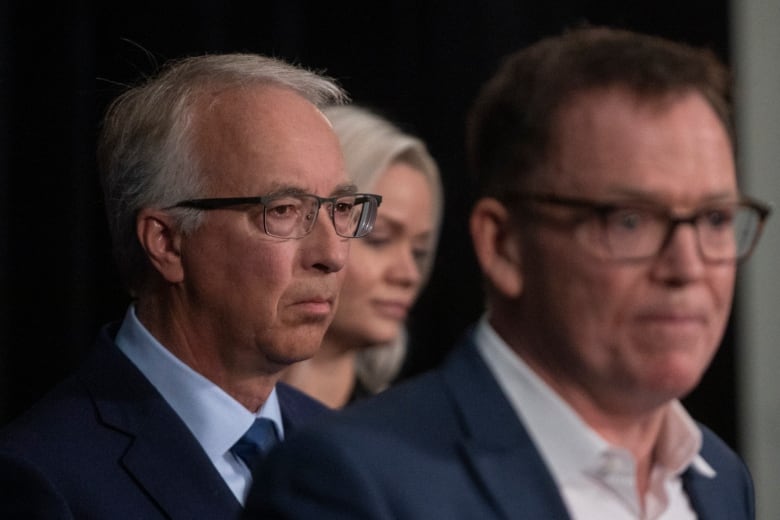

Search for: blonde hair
xmin=323 ymin=105 xmax=443 ymax=393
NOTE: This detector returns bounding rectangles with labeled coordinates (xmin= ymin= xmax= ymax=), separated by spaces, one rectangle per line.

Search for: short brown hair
xmin=466 ymin=26 xmax=732 ymax=198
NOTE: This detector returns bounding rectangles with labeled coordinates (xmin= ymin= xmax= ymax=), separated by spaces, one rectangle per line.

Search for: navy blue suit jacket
xmin=245 ymin=333 xmax=755 ymax=519
xmin=0 ymin=323 xmax=328 ymax=519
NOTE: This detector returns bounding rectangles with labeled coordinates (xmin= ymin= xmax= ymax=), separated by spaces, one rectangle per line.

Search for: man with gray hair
xmin=0 ymin=53 xmax=381 ymax=518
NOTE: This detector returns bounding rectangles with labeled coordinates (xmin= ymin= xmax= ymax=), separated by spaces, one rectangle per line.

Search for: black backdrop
xmin=0 ymin=1 xmax=739 ymax=448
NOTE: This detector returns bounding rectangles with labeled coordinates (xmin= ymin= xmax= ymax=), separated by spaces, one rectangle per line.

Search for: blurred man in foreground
xmin=246 ymin=27 xmax=768 ymax=519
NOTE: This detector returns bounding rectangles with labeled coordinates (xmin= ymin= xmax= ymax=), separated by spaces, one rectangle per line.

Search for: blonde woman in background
xmin=282 ymin=104 xmax=443 ymax=408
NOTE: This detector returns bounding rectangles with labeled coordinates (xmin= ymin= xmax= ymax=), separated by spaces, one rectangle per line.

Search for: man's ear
xmin=136 ymin=208 xmax=185 ymax=284
xmin=470 ymin=198 xmax=523 ymax=298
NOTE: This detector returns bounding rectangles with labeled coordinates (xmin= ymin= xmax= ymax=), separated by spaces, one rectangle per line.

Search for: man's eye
xmin=702 ymin=208 xmax=734 ymax=228
xmin=267 ymin=203 xmax=299 ymax=218
xmin=610 ymin=209 xmax=646 ymax=231
xmin=333 ymin=201 xmax=354 ymax=215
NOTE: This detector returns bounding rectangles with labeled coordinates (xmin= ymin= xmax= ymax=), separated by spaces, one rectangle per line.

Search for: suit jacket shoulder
xmin=246 ymin=332 xmax=756 ymax=520
xmin=0 ymin=324 xmax=240 ymax=519
xmin=682 ymin=423 xmax=755 ymax=519
xmin=246 ymin=334 xmax=570 ymax=519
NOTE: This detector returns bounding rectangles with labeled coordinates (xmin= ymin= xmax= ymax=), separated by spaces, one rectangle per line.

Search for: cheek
xmin=546 ymin=262 xmax=634 ymax=350
xmin=523 ymin=234 xmax=634 ymax=340
xmin=571 ymin=282 xmax=620 ymax=344
xmin=230 ymin=243 xmax=299 ymax=307
xmin=709 ymin=267 xmax=736 ymax=330
xmin=716 ymin=266 xmax=736 ymax=301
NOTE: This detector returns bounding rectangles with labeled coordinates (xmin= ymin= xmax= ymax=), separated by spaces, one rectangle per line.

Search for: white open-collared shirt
xmin=475 ymin=316 xmax=715 ymax=519
xmin=114 ymin=305 xmax=284 ymax=504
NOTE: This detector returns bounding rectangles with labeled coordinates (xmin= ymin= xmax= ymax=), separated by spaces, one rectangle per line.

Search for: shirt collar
xmin=114 ymin=305 xmax=285 ymax=462
xmin=474 ymin=315 xmax=715 ymax=484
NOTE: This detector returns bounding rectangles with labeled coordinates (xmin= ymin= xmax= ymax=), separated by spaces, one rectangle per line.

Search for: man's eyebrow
xmin=331 ymin=183 xmax=358 ymax=196
xmin=262 ymin=186 xmax=308 ymax=197
xmin=261 ymin=183 xmax=359 ymax=197
xmin=605 ymin=188 xmax=742 ymax=205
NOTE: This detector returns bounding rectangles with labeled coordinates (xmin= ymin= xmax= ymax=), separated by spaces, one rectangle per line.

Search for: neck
xmin=134 ymin=291 xmax=279 ymax=413
xmin=489 ymin=310 xmax=668 ymax=499
xmin=572 ymin=394 xmax=667 ymax=496
xmin=549 ymin=370 xmax=667 ymax=500
xmin=281 ymin=335 xmax=357 ymax=409
xmin=539 ymin=358 xmax=668 ymax=500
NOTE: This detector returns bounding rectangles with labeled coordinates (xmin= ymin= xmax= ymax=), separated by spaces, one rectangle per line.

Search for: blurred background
xmin=0 ymin=1 xmax=777 ymax=516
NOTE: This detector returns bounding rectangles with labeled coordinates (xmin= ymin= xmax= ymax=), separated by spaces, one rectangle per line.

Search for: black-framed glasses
xmin=507 ymin=192 xmax=771 ymax=263
xmin=170 ymin=192 xmax=382 ymax=239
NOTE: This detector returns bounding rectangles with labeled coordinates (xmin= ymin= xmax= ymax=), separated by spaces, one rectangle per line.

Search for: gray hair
xmin=323 ymin=105 xmax=444 ymax=393
xmin=97 ymin=53 xmax=347 ymax=293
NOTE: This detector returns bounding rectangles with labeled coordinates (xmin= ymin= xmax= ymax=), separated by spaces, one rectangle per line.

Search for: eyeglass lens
xmin=600 ymin=204 xmax=764 ymax=261
xmin=264 ymin=194 xmax=377 ymax=239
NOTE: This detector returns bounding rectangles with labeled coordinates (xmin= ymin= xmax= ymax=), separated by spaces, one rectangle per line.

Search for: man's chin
xmin=269 ymin=334 xmax=327 ymax=366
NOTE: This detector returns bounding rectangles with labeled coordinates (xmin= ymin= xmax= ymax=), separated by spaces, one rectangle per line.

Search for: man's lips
xmin=293 ymin=295 xmax=335 ymax=316
xmin=636 ymin=303 xmax=708 ymax=323
xmin=634 ymin=309 xmax=708 ymax=336
xmin=638 ymin=312 xmax=705 ymax=322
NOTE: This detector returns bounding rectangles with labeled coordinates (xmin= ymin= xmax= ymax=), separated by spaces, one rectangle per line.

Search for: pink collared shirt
xmin=475 ymin=317 xmax=715 ymax=519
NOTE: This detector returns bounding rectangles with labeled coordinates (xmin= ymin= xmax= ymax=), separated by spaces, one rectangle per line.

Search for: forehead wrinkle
xmin=260 ymin=182 xmax=357 ymax=197
xmin=599 ymin=186 xmax=741 ymax=208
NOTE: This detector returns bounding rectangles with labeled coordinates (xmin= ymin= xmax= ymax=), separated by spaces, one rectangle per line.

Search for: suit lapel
xmin=458 ymin=438 xmax=571 ymax=520
xmin=119 ymin=421 xmax=241 ymax=518
xmin=683 ymin=469 xmax=719 ymax=519
xmin=441 ymin=336 xmax=571 ymax=520
xmin=681 ymin=430 xmax=755 ymax=520
xmin=440 ymin=335 xmax=755 ymax=520
xmin=81 ymin=328 xmax=241 ymax=518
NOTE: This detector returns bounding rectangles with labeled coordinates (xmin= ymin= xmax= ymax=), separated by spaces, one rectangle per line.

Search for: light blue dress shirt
xmin=115 ymin=305 xmax=284 ymax=504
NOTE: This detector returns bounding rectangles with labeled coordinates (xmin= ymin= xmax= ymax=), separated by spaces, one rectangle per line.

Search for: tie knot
xmin=231 ymin=418 xmax=279 ymax=471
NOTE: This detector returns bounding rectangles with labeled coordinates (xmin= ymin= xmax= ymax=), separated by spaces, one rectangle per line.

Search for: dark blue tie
xmin=231 ymin=418 xmax=279 ymax=471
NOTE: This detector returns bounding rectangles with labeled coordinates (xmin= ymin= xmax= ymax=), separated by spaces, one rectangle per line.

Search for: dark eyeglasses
xmin=170 ymin=192 xmax=382 ymax=239
xmin=507 ymin=192 xmax=771 ymax=263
